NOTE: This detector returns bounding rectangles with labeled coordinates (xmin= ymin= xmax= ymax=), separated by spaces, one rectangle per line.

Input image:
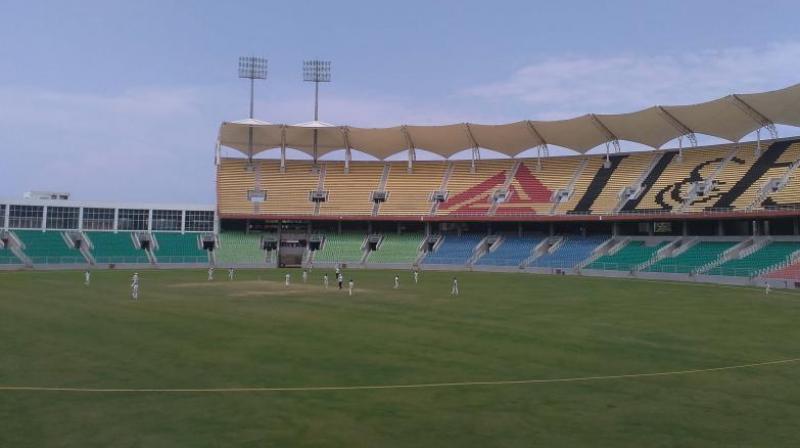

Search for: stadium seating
xmin=217 ymin=158 xmax=258 ymax=215
xmin=153 ymin=233 xmax=208 ymax=263
xmin=587 ymin=240 xmax=670 ymax=271
xmin=476 ymin=235 xmax=545 ymax=266
xmin=631 ymin=147 xmax=731 ymax=212
xmin=763 ymin=259 xmax=800 ymax=280
xmin=86 ymin=231 xmax=150 ymax=264
xmin=423 ymin=234 xmax=483 ymax=265
xmin=554 ymin=158 xmax=604 ymax=214
xmin=529 ymin=236 xmax=608 ymax=268
xmin=645 ymin=241 xmax=735 ymax=273
xmin=380 ymin=163 xmax=447 ymax=216
xmin=494 ymin=162 xmax=558 ymax=215
xmin=320 ymin=163 xmax=385 ymax=216
xmin=14 ymin=230 xmax=85 ymax=264
xmin=368 ymin=233 xmax=423 ymax=264
xmin=437 ymin=160 xmax=513 ymax=216
xmin=577 ymin=152 xmax=654 ymax=214
xmin=314 ymin=232 xmax=365 ymax=263
xmin=719 ymin=141 xmax=800 ymax=210
xmin=215 ymin=231 xmax=269 ymax=265
xmin=707 ymin=241 xmax=800 ymax=277
xmin=0 ymin=244 xmax=22 ymax=264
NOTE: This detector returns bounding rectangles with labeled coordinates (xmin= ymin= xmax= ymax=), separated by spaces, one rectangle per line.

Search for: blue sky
xmin=2 ymin=0 xmax=800 ymax=203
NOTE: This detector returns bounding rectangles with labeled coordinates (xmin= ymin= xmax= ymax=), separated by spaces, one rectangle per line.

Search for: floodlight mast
xmin=303 ymin=60 xmax=331 ymax=163
xmin=238 ymin=56 xmax=268 ymax=163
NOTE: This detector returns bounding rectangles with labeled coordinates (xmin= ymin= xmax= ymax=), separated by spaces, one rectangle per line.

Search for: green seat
xmin=15 ymin=230 xmax=85 ymax=264
xmin=216 ymin=232 xmax=269 ymax=265
xmin=709 ymin=241 xmax=800 ymax=277
xmin=153 ymin=233 xmax=208 ymax=264
xmin=646 ymin=242 xmax=734 ymax=274
xmin=87 ymin=232 xmax=150 ymax=264
xmin=314 ymin=233 xmax=365 ymax=263
xmin=369 ymin=233 xmax=423 ymax=264
xmin=588 ymin=240 xmax=669 ymax=271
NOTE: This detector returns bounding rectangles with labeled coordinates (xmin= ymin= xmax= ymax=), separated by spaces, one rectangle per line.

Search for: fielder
xmin=348 ymin=278 xmax=354 ymax=296
xmin=302 ymin=269 xmax=308 ymax=283
xmin=337 ymin=273 xmax=344 ymax=290
xmin=84 ymin=270 xmax=91 ymax=286
xmin=413 ymin=270 xmax=419 ymax=284
xmin=130 ymin=272 xmax=140 ymax=300
xmin=285 ymin=273 xmax=291 ymax=287
xmin=228 ymin=268 xmax=235 ymax=281
xmin=207 ymin=267 xmax=214 ymax=281
xmin=394 ymin=274 xmax=400 ymax=289
xmin=451 ymin=277 xmax=459 ymax=296
xmin=765 ymin=282 xmax=771 ymax=295
xmin=323 ymin=273 xmax=329 ymax=288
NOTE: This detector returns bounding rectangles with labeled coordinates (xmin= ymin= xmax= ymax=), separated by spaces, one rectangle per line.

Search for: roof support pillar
xmin=656 ymin=106 xmax=697 ymax=161
xmin=401 ymin=125 xmax=416 ymax=174
xmin=463 ymin=123 xmax=482 ymax=174
xmin=280 ymin=125 xmax=287 ymax=173
xmin=525 ymin=121 xmax=549 ymax=171
xmin=341 ymin=127 xmax=352 ymax=174
xmin=214 ymin=140 xmax=221 ymax=166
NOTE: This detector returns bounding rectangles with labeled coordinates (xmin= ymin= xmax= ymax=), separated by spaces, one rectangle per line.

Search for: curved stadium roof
xmin=218 ymin=83 xmax=800 ymax=159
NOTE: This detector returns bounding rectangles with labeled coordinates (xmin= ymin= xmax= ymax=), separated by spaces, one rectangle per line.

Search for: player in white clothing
xmin=394 ymin=274 xmax=400 ymax=289
xmin=84 ymin=270 xmax=91 ymax=287
xmin=207 ymin=267 xmax=214 ymax=281
xmin=413 ymin=270 xmax=419 ymax=284
xmin=450 ymin=277 xmax=459 ymax=296
xmin=348 ymin=279 xmax=354 ymax=296
xmin=285 ymin=273 xmax=291 ymax=287
xmin=130 ymin=273 xmax=140 ymax=300
xmin=765 ymin=282 xmax=771 ymax=295
xmin=228 ymin=268 xmax=235 ymax=281
xmin=302 ymin=269 xmax=308 ymax=283
xmin=323 ymin=273 xmax=329 ymax=288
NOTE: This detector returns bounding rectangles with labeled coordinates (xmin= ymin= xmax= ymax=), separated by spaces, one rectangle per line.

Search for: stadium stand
xmin=368 ymin=233 xmax=423 ymax=263
xmin=319 ymin=163 xmax=385 ymax=216
xmin=708 ymin=241 xmax=800 ymax=277
xmin=87 ymin=231 xmax=150 ymax=264
xmin=14 ymin=230 xmax=85 ymax=264
xmin=587 ymin=240 xmax=671 ymax=271
xmin=570 ymin=154 xmax=628 ymax=214
xmin=423 ymin=234 xmax=483 ymax=265
xmin=437 ymin=160 xmax=513 ymax=216
xmin=493 ymin=162 xmax=557 ymax=215
xmin=152 ymin=233 xmax=208 ymax=264
xmin=529 ymin=235 xmax=608 ymax=268
xmin=763 ymin=259 xmax=800 ymax=280
xmin=582 ymin=152 xmax=654 ymax=214
xmin=217 ymin=158 xmax=258 ymax=215
xmin=555 ymin=158 xmax=604 ymax=214
xmin=0 ymin=243 xmax=22 ymax=265
xmin=714 ymin=140 xmax=800 ymax=210
xmin=380 ymin=163 xmax=447 ymax=216
xmin=645 ymin=241 xmax=735 ymax=273
xmin=314 ymin=232 xmax=365 ymax=263
xmin=632 ymin=147 xmax=731 ymax=212
xmin=215 ymin=232 xmax=269 ymax=265
xmin=476 ymin=235 xmax=545 ymax=266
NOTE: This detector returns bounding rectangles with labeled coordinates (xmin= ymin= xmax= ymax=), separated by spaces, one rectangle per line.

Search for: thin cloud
xmin=464 ymin=41 xmax=800 ymax=119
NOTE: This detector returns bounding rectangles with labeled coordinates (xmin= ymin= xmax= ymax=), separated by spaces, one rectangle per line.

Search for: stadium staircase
xmin=677 ymin=144 xmax=740 ymax=212
xmin=313 ymin=165 xmax=327 ymax=216
xmin=14 ymin=230 xmax=86 ymax=264
xmin=371 ymin=164 xmax=391 ymax=216
xmin=487 ymin=161 xmax=521 ymax=216
xmin=429 ymin=162 xmax=454 ymax=215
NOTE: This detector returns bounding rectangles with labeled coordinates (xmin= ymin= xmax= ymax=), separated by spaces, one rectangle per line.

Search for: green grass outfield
xmin=1 ymin=268 xmax=800 ymax=447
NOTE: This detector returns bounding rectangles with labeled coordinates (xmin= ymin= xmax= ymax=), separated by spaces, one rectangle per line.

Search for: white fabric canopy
xmin=218 ymin=83 xmax=800 ymax=160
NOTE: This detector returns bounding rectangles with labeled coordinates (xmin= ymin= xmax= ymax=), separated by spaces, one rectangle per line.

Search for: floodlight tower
xmin=303 ymin=60 xmax=331 ymax=162
xmin=238 ymin=56 xmax=268 ymax=164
